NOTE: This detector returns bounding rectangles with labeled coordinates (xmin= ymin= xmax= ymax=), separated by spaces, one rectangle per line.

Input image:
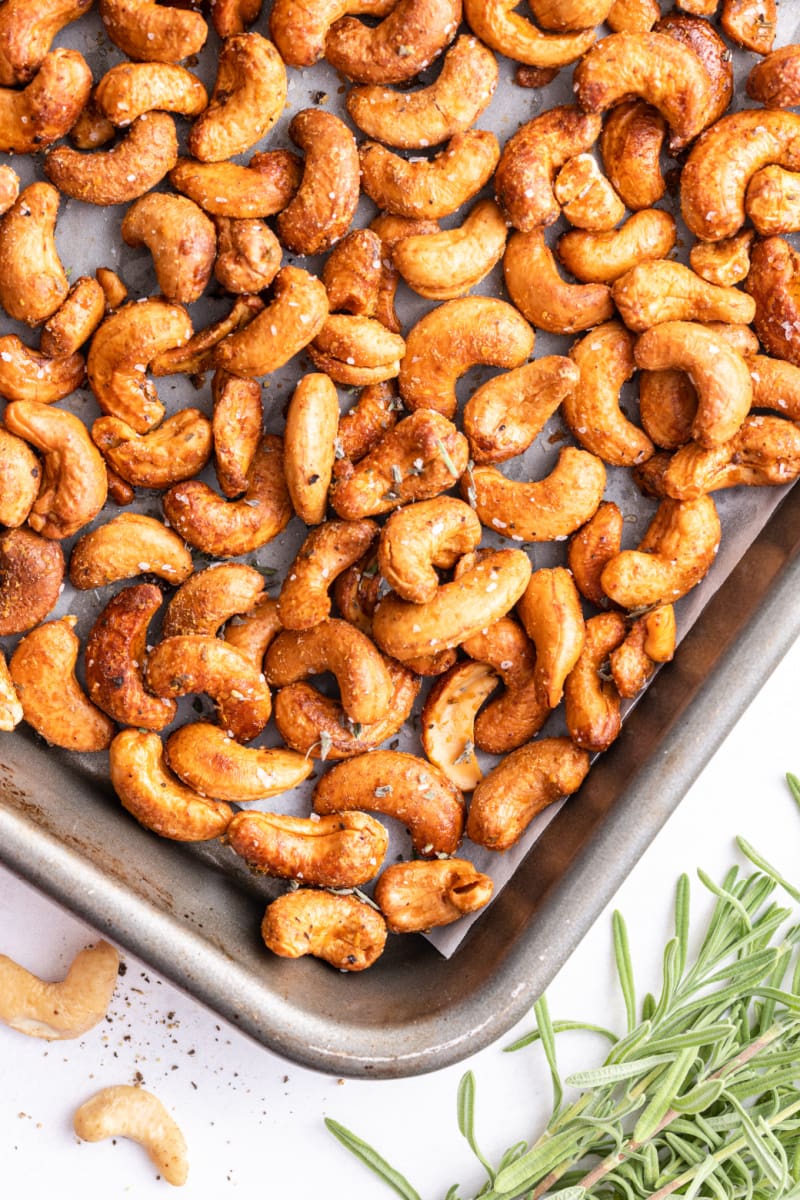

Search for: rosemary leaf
xmin=456 ymin=1072 xmax=495 ymax=1184
xmin=323 ymin=1120 xmax=422 ymax=1200
xmin=566 ymin=1054 xmax=677 ymax=1089
xmin=612 ymin=910 xmax=637 ymax=1033
xmin=504 ymin=1020 xmax=617 ymax=1054
xmin=532 ymin=995 xmax=564 ymax=1117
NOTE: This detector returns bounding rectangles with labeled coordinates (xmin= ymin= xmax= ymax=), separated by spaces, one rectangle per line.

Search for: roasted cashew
xmin=610 ymin=605 xmax=676 ymax=699
xmin=335 ymin=381 xmax=399 ymax=465
xmin=111 ymin=730 xmax=232 ymax=843
xmin=557 ymin=208 xmax=676 ymax=284
xmin=0 ymin=336 xmax=84 ymax=404
xmin=44 ymin=112 xmax=178 ymax=207
xmin=504 ymin=229 xmax=614 ymax=335
xmin=634 ymin=321 xmax=753 ymax=447
xmin=162 ymin=434 xmax=292 ymax=558
xmin=150 ymin=295 xmax=263 ymax=379
xmin=467 ymin=737 xmax=590 ymax=852
xmin=86 ymin=298 xmax=192 ymax=433
xmin=227 ymin=809 xmax=385 ymax=888
xmin=528 ymin=0 xmax=612 ymax=28
xmin=0 ymin=529 xmax=64 ymax=635
xmin=358 ymin=131 xmax=500 ymax=220
xmin=747 ymin=45 xmax=800 ymax=109
xmin=567 ymin=500 xmax=623 ymax=608
xmin=662 ymin=415 xmax=800 ymax=500
xmin=91 ymin=410 xmax=212 ymax=490
xmin=746 ymin=236 xmax=800 ymax=367
xmin=655 ymin=11 xmax=733 ymax=133
xmin=99 ymin=0 xmax=207 ymax=62
xmin=314 ymin=748 xmax=464 ymax=856
xmin=0 ymin=0 xmax=91 ymax=85
xmin=211 ymin=370 xmax=262 ymax=499
xmin=607 ymin=0 xmax=660 ymax=31
xmin=282 ymin=373 xmax=339 ymax=525
xmin=4 ymin=400 xmax=106 ymax=539
xmin=0 ymin=183 xmax=67 ymax=326
xmin=573 ymin=31 xmax=715 ymax=149
xmin=0 ymin=48 xmax=91 ymax=153
xmin=0 ymin=941 xmax=118 ymax=1040
xmin=214 ymin=267 xmax=328 ymax=379
xmin=749 ymin=354 xmax=800 ymax=418
xmin=331 ymin=409 xmax=468 ymax=520
xmin=599 ymin=99 xmax=666 ymax=211
xmin=70 ymin=514 xmax=192 ymax=591
xmin=370 ymin=214 xmax=440 ymax=333
xmin=601 ymin=495 xmax=721 ymax=608
xmin=94 ymin=61 xmax=207 ymax=127
xmin=378 ymin=497 xmax=481 ymax=604
xmin=275 ymin=109 xmax=359 ymax=256
xmin=398 ymin=297 xmax=534 ymax=419
xmin=96 ymin=266 xmax=127 ymax=312
xmin=516 ymin=566 xmax=586 ymax=711
xmin=162 ymin=564 xmax=264 ymax=638
xmin=460 ymin=615 xmax=547 ymax=753
xmin=261 ymin=890 xmax=387 ymax=972
xmin=186 ymin=33 xmax=285 ymax=164
xmin=224 ymin=596 xmax=281 ymax=667
xmin=211 ymin=0 xmax=262 ymax=37
xmin=392 ymin=200 xmax=507 ymax=302
xmin=166 ymin=723 xmax=312 ymax=803
xmin=463 ymin=356 xmax=578 ymax=466
xmin=612 ymin=260 xmax=756 ymax=332
xmin=69 ymin=99 xmax=115 ymax=151
xmin=373 ymin=548 xmax=531 ymax=663
xmin=0 ymin=429 xmax=39 ymax=528
xmin=721 ymin=0 xmax=776 ymax=54
xmin=494 ymin=106 xmax=602 ymax=232
xmin=269 ymin=0 xmax=393 ymax=66
xmin=85 ymin=584 xmax=176 ymax=730
xmin=75 ymin=1085 xmax=188 ymax=1186
xmin=346 ymin=34 xmax=498 ymax=150
xmin=0 ymin=162 xmax=18 ymax=212
xmin=274 ymin=657 xmax=419 ymax=759
xmin=681 ymin=111 xmax=800 ymax=243
xmin=145 ymin=635 xmax=272 ymax=742
xmin=564 ymin=611 xmax=627 ymax=752
xmin=564 ymin=321 xmax=653 ymax=467
xmin=278 ymin=519 xmax=377 ymax=632
xmin=745 ymin=166 xmax=800 ymax=236
xmin=462 ymin=0 xmax=596 ymax=67
xmin=325 ymin=0 xmax=460 ymax=84
xmin=214 ymin=217 xmax=281 ymax=295
xmin=308 ymin=315 xmax=405 ymax=386
xmin=169 ymin=150 xmax=301 ymax=219
xmin=121 ymin=195 xmax=215 ymax=306
xmin=689 ymin=230 xmax=754 ymax=288
xmin=466 ymin=449 xmax=607 ymax=543
xmin=11 ymin=616 xmax=114 ymax=751
xmin=638 ymin=370 xmax=697 ymax=451
xmin=40 ymin=277 xmax=106 ymax=360
xmin=554 ymin=155 xmax=624 ymax=232
xmin=421 ymin=660 xmax=498 ymax=791
xmin=375 ymin=859 xmax=494 ymax=933
xmin=321 ymin=229 xmax=384 ymax=319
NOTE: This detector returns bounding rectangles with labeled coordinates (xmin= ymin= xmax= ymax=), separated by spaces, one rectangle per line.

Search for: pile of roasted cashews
xmin=0 ymin=0 xmax=798 ymax=987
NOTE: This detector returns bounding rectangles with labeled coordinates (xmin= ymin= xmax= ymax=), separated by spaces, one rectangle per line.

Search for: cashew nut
xmin=370 ymin=214 xmax=439 ymax=333
xmin=70 ymin=514 xmax=193 ymax=591
xmin=324 ymin=0 xmax=460 ymax=84
xmin=599 ymin=99 xmax=666 ymax=211
xmin=150 ymin=296 xmax=264 ymax=380
xmin=0 ymin=529 xmax=64 ymax=635
xmin=11 ymin=616 xmax=115 ymax=751
xmin=607 ymin=0 xmax=660 ymax=31
xmin=638 ymin=369 xmax=697 ymax=450
xmin=322 ymin=229 xmax=384 ymax=318
xmin=44 ymin=112 xmax=178 ymax=206
xmin=0 ymin=658 xmax=24 ymax=728
xmin=40 ymin=276 xmax=106 ymax=359
xmin=169 ymin=150 xmax=301 ymax=219
xmin=516 ymin=566 xmax=586 ymax=710
xmin=749 ymin=354 xmax=800 ymax=418
xmin=224 ymin=596 xmax=281 ymax=668
xmin=421 ymin=660 xmax=498 ymax=791
xmin=0 ymin=335 xmax=84 ymax=404
xmin=557 ymin=208 xmax=676 ymax=284
xmin=689 ymin=229 xmax=754 ymax=288
xmin=375 ymin=859 xmax=494 ymax=933
xmin=309 ymin=314 xmax=405 ymax=386
xmin=96 ymin=266 xmax=128 ymax=312
xmin=746 ymin=236 xmax=800 ymax=367
xmin=186 ymin=33 xmax=285 ymax=164
xmin=0 ymin=183 xmax=67 ymax=326
xmin=0 ymin=162 xmax=18 ymax=212
xmin=268 ymin=0 xmax=394 ymax=67
xmin=335 ymin=382 xmax=400 ymax=466
xmin=655 ymin=11 xmax=733 ymax=134
xmin=91 ymin=409 xmax=213 ymax=490
xmin=610 ymin=605 xmax=676 ymax=699
xmin=74 ymin=1085 xmax=188 ymax=1186
xmin=211 ymin=370 xmax=263 ymax=498
xmin=213 ymin=266 xmax=328 ymax=379
xmin=662 ymin=415 xmax=800 ymax=500
xmin=467 ymin=737 xmax=590 ymax=852
xmin=261 ymin=889 xmax=387 ymax=972
xmin=278 ymin=518 xmax=377 ymax=631
xmin=214 ymin=217 xmax=281 ymax=295
xmin=747 ymin=44 xmax=800 ymax=109
xmin=0 ymin=428 xmax=39 ymax=528
xmin=277 ymin=372 xmax=336 ymax=526
xmin=460 ymin=613 xmax=548 ymax=753
xmin=99 ymin=0 xmax=207 ymax=62
xmin=567 ymin=500 xmax=623 ymax=608
xmin=121 ymin=194 xmax=216 ymax=306
xmin=462 ymin=0 xmax=596 ymax=67
xmin=0 ymin=941 xmax=119 ymax=1040
xmin=745 ymin=165 xmax=800 ymax=236
xmin=564 ymin=611 xmax=627 ymax=751
xmin=378 ymin=497 xmax=481 ymax=605
xmin=165 ymin=722 xmax=312 ymax=803
xmin=94 ymin=61 xmax=208 ymax=126
xmin=275 ymin=109 xmax=360 ymax=256
xmin=226 ymin=809 xmax=386 ymax=887
xmin=504 ymin=229 xmax=614 ymax=335
xmin=564 ymin=320 xmax=653 ymax=467
xmin=0 ymin=48 xmax=91 ymax=153
xmin=529 ymin=0 xmax=613 ymax=28
xmin=720 ymin=0 xmax=776 ymax=54
xmin=358 ymin=131 xmax=500 ymax=220
xmin=612 ymin=260 xmax=756 ymax=332
xmin=554 ymin=155 xmax=625 ymax=232
xmin=391 ymin=199 xmax=508 ymax=302
xmin=0 ymin=0 xmax=92 ymax=86
xmin=210 ymin=0 xmax=262 ymax=38
xmin=464 ymin=356 xmax=579 ymax=465
xmin=162 ymin=564 xmax=264 ymax=638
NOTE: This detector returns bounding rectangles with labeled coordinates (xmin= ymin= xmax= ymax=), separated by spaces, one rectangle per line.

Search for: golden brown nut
xmin=0 ymin=48 xmax=91 ymax=153
xmin=654 ymin=11 xmax=733 ymax=132
xmin=91 ymin=410 xmax=212 ymax=490
xmin=0 ymin=429 xmax=39 ymax=528
xmin=0 ymin=162 xmax=18 ymax=213
xmin=275 ymin=109 xmax=360 ymax=257
xmin=325 ymin=0 xmax=460 ymax=84
xmin=73 ymin=1085 xmax=188 ymax=1187
xmin=96 ymin=266 xmax=127 ymax=312
xmin=399 ymin=297 xmax=534 ymax=419
xmin=214 ymin=267 xmax=328 ymax=379
xmin=745 ymin=166 xmax=800 ymax=236
xmin=378 ymin=497 xmax=481 ymax=604
xmin=68 ymin=100 xmax=115 ymax=151
xmin=163 ymin=434 xmax=291 ymax=558
xmin=121 ymin=194 xmax=215 ymax=306
xmin=375 ymin=858 xmax=493 ymax=933
xmin=0 ymin=183 xmax=67 ymax=326
xmin=165 ymin=723 xmax=312 ymax=803
xmin=282 ymin=373 xmax=339 ymax=525
xmin=373 ymin=548 xmax=532 ymax=662
xmin=335 ymin=382 xmax=400 ymax=466
xmin=689 ymin=230 xmax=754 ymax=288
xmin=44 ymin=112 xmax=178 ymax=207
xmin=187 ymin=33 xmax=285 ymax=163
xmin=211 ymin=370 xmax=262 ymax=499
xmin=564 ymin=321 xmax=653 ymax=467
xmin=109 ymin=729 xmax=232 ymax=842
xmin=11 ymin=616 xmax=115 ymax=751
xmin=554 ymin=155 xmax=624 ymax=232
xmin=224 ymin=596 xmax=281 ymax=667
xmin=460 ymin=615 xmax=547 ymax=753
xmin=40 ymin=277 xmax=106 ymax=360
xmin=467 ymin=737 xmax=589 ymax=852
xmin=607 ymin=0 xmax=660 ymax=31
xmin=261 ymin=890 xmax=387 ymax=971
xmin=463 ymin=356 xmax=578 ymax=466
xmin=391 ymin=200 xmax=507 ymax=302
xmin=84 ymin=584 xmax=176 ymax=730
xmin=227 ymin=810 xmax=385 ymax=887
xmin=567 ymin=501 xmax=623 ymax=608
xmin=359 ymin=131 xmax=500 ymax=220
xmin=308 ymin=315 xmax=405 ymax=386
xmin=0 ymin=940 xmax=118 ymax=1040
xmin=749 ymin=354 xmax=800 ymax=418
xmin=601 ymin=495 xmax=721 ymax=608
xmin=746 ymin=236 xmax=800 ymax=367
xmin=557 ymin=208 xmax=676 ymax=284
xmin=0 ymin=529 xmax=64 ymax=635
xmin=278 ymin=519 xmax=377 ymax=631
xmin=599 ymin=99 xmax=665 ymax=211
xmin=70 ymin=514 xmax=193 ymax=591
xmin=610 ymin=605 xmax=676 ymax=699
xmin=370 ymin=214 xmax=440 ymax=333
xmin=516 ymin=566 xmax=585 ymax=710
xmin=4 ymin=400 xmax=106 ymax=539
xmin=564 ymin=611 xmax=627 ymax=751
xmin=314 ymin=749 xmax=464 ymax=856
xmin=613 ymin=261 xmax=756 ymax=333
xmin=145 ymin=635 xmax=272 ymax=742
xmin=421 ymin=660 xmax=498 ymax=791
xmin=634 ymin=321 xmax=752 ymax=447
xmin=747 ymin=45 xmax=800 ymax=108
xmin=94 ymin=61 xmax=207 ymax=126
xmin=638 ymin=370 xmax=696 ymax=451
xmin=99 ymin=0 xmax=208 ymax=62
xmin=150 ymin=295 xmax=263 ymax=380
xmin=213 ymin=217 xmax=281 ymax=295
xmin=720 ymin=0 xmax=776 ymax=54
xmin=170 ymin=151 xmax=301 ymax=219
xmin=211 ymin=0 xmax=262 ymax=37
xmin=0 ymin=0 xmax=91 ymax=85
xmin=528 ymin=0 xmax=611 ymax=28
xmin=0 ymin=337 xmax=84 ymax=404
xmin=331 ymin=409 xmax=468 ymax=520
xmin=463 ymin=0 xmax=596 ymax=67
xmin=321 ymin=229 xmax=384 ymax=318
xmin=663 ymin=415 xmax=800 ymax=500
xmin=504 ymin=229 xmax=614 ymax=335
xmin=162 ymin=564 xmax=263 ymax=639
xmin=466 ymin=449 xmax=607 ymax=543
xmin=269 ymin=0 xmax=393 ymax=66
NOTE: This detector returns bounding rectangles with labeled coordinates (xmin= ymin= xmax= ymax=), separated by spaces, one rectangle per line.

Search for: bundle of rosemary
xmin=327 ymin=774 xmax=800 ymax=1199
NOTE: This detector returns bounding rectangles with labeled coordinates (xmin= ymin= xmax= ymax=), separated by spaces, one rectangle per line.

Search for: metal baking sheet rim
xmin=2 ymin=484 xmax=800 ymax=1079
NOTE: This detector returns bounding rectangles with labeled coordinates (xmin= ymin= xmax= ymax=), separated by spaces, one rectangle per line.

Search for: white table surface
xmin=3 ymin=635 xmax=800 ymax=1198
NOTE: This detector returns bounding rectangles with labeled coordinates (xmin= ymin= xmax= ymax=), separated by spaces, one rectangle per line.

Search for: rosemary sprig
xmin=328 ymin=774 xmax=800 ymax=1200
